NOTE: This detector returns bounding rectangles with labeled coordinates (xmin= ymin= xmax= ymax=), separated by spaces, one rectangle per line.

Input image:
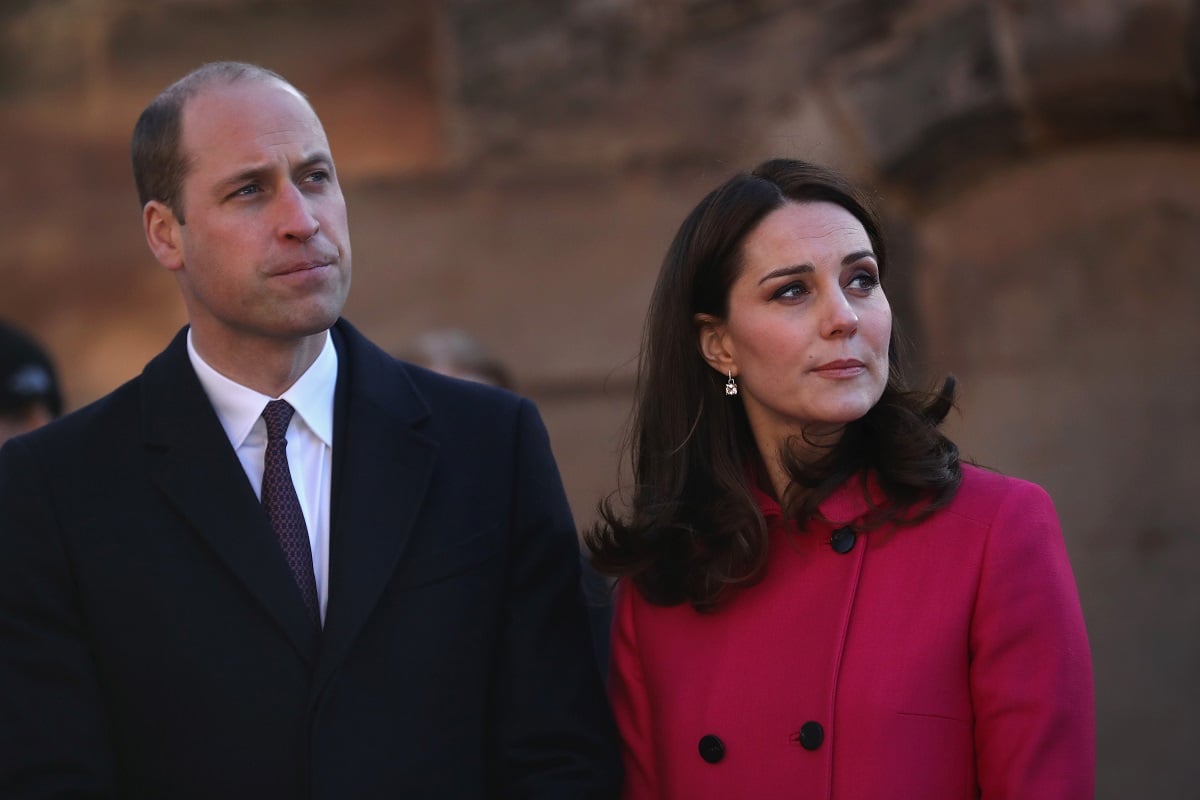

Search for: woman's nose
xmin=821 ymin=291 xmax=859 ymax=338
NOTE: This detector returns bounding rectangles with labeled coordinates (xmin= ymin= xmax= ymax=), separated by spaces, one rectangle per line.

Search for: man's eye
xmin=232 ymin=184 xmax=260 ymax=197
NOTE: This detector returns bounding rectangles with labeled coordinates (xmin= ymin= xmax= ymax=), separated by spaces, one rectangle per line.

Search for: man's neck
xmin=189 ymin=328 xmax=330 ymax=398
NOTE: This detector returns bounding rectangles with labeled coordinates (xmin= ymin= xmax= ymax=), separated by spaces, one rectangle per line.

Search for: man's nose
xmin=277 ymin=184 xmax=320 ymax=242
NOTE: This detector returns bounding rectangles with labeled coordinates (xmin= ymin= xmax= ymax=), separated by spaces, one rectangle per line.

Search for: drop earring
xmin=725 ymin=370 xmax=738 ymax=396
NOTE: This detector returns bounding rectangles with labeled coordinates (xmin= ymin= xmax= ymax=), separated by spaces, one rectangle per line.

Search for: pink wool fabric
xmin=609 ymin=464 xmax=1095 ymax=799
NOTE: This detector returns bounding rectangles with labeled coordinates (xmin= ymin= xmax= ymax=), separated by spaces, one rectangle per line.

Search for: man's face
xmin=163 ymin=78 xmax=351 ymax=356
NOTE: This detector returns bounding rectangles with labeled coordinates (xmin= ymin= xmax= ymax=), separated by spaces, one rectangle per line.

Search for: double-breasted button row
xmin=698 ymin=721 xmax=826 ymax=764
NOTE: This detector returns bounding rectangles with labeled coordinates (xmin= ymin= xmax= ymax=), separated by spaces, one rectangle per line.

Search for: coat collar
xmin=752 ymin=470 xmax=888 ymax=529
xmin=139 ymin=320 xmax=439 ymax=678
xmin=140 ymin=327 xmax=322 ymax=664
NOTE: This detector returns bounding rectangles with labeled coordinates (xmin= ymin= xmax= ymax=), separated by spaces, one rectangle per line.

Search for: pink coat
xmin=609 ymin=464 xmax=1094 ymax=799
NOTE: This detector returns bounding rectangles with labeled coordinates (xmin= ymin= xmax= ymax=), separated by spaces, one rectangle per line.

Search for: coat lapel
xmin=315 ymin=321 xmax=437 ymax=689
xmin=140 ymin=329 xmax=320 ymax=664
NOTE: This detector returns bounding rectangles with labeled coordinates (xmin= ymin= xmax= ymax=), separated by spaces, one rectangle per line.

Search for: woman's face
xmin=697 ymin=200 xmax=891 ymax=458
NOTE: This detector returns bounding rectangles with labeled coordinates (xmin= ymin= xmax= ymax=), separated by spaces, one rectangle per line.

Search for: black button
xmin=798 ymin=721 xmax=824 ymax=750
xmin=830 ymin=526 xmax=856 ymax=554
xmin=698 ymin=734 xmax=725 ymax=764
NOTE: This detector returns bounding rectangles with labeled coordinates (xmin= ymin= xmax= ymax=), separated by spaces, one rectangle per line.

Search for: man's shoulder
xmin=11 ymin=374 xmax=143 ymax=453
xmin=336 ymin=319 xmax=524 ymax=414
xmin=3 ymin=329 xmax=194 ymax=462
xmin=398 ymin=362 xmax=528 ymax=441
xmin=333 ymin=321 xmax=531 ymax=451
xmin=402 ymin=360 xmax=520 ymax=405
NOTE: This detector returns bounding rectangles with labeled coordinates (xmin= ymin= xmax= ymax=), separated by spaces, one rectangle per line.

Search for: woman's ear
xmin=143 ymin=200 xmax=184 ymax=272
xmin=694 ymin=313 xmax=736 ymax=376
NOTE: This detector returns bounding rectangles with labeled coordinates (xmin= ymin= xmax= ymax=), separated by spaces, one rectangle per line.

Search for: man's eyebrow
xmin=214 ymin=153 xmax=333 ymax=193
xmin=218 ymin=165 xmax=271 ymax=191
xmin=293 ymin=153 xmax=333 ymax=175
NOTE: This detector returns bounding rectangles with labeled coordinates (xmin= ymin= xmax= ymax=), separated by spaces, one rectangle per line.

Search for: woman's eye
xmin=773 ymin=282 xmax=808 ymax=299
xmin=848 ymin=272 xmax=880 ymax=291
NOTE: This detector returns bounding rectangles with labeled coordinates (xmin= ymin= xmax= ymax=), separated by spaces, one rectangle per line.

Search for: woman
xmin=587 ymin=159 xmax=1094 ymax=798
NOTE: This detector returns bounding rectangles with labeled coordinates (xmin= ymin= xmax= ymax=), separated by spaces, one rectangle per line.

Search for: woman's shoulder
xmin=940 ymin=463 xmax=1055 ymax=527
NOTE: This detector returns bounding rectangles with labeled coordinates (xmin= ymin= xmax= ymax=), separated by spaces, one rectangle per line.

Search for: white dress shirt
xmin=187 ymin=330 xmax=336 ymax=621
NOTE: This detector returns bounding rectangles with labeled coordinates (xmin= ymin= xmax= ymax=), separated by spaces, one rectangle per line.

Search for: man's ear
xmin=143 ymin=200 xmax=184 ymax=271
xmin=694 ymin=312 xmax=736 ymax=377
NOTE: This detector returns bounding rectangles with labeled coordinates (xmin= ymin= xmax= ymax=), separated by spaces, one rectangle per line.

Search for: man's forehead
xmin=183 ymin=77 xmax=313 ymax=128
xmin=180 ymin=79 xmax=329 ymax=171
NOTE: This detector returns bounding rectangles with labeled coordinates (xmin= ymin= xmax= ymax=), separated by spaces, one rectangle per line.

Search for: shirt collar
xmin=187 ymin=329 xmax=337 ymax=449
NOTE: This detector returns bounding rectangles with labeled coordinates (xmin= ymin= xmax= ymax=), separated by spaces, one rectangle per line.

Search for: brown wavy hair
xmin=586 ymin=159 xmax=961 ymax=611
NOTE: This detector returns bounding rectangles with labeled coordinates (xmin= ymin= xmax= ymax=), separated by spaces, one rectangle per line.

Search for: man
xmin=0 ymin=321 xmax=62 ymax=446
xmin=0 ymin=62 xmax=620 ymax=798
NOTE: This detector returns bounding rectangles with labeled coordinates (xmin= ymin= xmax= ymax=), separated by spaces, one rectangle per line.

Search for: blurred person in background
xmin=0 ymin=320 xmax=62 ymax=446
xmin=403 ymin=327 xmax=514 ymax=389
xmin=0 ymin=61 xmax=620 ymax=799
xmin=587 ymin=158 xmax=1094 ymax=798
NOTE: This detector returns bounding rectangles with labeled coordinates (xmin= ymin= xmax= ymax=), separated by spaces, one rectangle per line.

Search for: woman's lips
xmin=811 ymin=359 xmax=866 ymax=378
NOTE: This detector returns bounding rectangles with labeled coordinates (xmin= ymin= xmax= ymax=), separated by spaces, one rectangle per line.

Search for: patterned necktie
xmin=261 ymin=399 xmax=321 ymax=628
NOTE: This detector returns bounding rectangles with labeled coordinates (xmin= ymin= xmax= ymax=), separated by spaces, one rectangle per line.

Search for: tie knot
xmin=262 ymin=399 xmax=295 ymax=442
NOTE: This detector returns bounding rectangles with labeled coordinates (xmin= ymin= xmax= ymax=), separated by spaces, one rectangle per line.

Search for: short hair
xmin=130 ymin=61 xmax=290 ymax=223
xmin=586 ymin=159 xmax=960 ymax=610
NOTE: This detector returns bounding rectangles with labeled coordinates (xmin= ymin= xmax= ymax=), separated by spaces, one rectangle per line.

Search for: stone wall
xmin=2 ymin=0 xmax=1198 ymax=794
